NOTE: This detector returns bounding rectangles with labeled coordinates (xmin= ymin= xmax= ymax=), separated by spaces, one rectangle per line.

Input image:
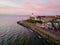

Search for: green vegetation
xmin=26 ymin=19 xmax=42 ymax=23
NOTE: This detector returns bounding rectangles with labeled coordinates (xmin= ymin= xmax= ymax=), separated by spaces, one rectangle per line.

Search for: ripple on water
xmin=0 ymin=15 xmax=55 ymax=45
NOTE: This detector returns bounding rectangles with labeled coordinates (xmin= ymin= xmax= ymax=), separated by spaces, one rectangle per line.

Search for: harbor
xmin=17 ymin=21 xmax=60 ymax=45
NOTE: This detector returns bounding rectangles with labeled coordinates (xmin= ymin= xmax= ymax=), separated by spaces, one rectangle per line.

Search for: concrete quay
xmin=17 ymin=21 xmax=60 ymax=45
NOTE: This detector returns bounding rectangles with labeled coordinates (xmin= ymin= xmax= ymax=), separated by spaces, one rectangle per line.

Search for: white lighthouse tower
xmin=29 ymin=13 xmax=35 ymax=20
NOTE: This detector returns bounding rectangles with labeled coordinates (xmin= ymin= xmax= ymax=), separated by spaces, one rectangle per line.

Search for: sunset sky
xmin=0 ymin=0 xmax=60 ymax=15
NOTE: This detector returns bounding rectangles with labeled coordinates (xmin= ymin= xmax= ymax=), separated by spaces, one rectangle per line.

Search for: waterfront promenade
xmin=17 ymin=21 xmax=60 ymax=45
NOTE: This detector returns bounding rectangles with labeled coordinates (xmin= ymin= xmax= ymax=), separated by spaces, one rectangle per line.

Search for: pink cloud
xmin=50 ymin=0 xmax=59 ymax=5
xmin=25 ymin=1 xmax=60 ymax=15
xmin=0 ymin=7 xmax=34 ymax=14
xmin=0 ymin=0 xmax=60 ymax=15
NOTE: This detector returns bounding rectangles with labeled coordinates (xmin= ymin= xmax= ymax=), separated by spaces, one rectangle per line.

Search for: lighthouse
xmin=29 ymin=13 xmax=35 ymax=20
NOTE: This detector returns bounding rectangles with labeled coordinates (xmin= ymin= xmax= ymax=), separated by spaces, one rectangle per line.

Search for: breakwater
xmin=17 ymin=21 xmax=60 ymax=45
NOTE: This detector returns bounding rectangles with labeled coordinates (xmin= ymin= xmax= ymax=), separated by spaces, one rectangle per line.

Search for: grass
xmin=26 ymin=19 xmax=42 ymax=23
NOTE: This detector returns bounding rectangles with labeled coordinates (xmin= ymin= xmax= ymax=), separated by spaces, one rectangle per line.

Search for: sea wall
xmin=17 ymin=21 xmax=60 ymax=44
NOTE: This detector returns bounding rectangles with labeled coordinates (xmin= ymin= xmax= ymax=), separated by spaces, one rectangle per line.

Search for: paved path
xmin=44 ymin=29 xmax=60 ymax=36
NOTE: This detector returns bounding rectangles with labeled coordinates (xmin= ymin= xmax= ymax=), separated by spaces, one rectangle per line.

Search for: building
xmin=29 ymin=16 xmax=35 ymax=20
xmin=29 ymin=13 xmax=37 ymax=20
xmin=37 ymin=16 xmax=56 ymax=22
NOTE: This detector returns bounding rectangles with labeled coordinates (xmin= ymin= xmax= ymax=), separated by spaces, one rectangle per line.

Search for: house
xmin=37 ymin=16 xmax=56 ymax=22
xmin=29 ymin=16 xmax=35 ymax=20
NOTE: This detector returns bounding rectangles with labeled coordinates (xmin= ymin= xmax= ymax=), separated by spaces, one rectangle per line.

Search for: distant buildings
xmin=37 ymin=16 xmax=56 ymax=22
xmin=29 ymin=15 xmax=60 ymax=30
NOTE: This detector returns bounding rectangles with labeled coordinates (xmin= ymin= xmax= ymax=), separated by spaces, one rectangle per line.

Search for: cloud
xmin=50 ymin=0 xmax=60 ymax=5
xmin=0 ymin=0 xmax=26 ymax=7
xmin=0 ymin=0 xmax=60 ymax=15
xmin=0 ymin=7 xmax=35 ymax=15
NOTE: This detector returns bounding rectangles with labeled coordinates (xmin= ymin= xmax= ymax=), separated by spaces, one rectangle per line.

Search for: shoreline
xmin=17 ymin=21 xmax=60 ymax=44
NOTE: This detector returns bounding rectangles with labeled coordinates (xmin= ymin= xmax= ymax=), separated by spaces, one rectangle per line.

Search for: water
xmin=0 ymin=15 xmax=55 ymax=45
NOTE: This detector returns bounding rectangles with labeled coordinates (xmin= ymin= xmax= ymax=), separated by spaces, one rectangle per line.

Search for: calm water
xmin=0 ymin=15 xmax=55 ymax=45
